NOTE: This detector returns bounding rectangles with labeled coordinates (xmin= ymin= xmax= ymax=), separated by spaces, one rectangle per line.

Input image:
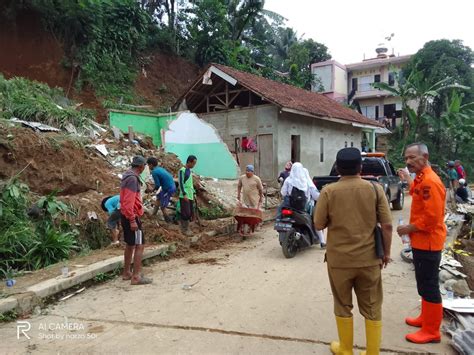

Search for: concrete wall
xmin=334 ymin=65 xmax=348 ymax=96
xmin=313 ymin=65 xmax=332 ymax=92
xmin=277 ymin=111 xmax=363 ymax=177
xmin=109 ymin=110 xmax=175 ymax=147
xmin=199 ymin=105 xmax=367 ymax=179
xmin=199 ymin=105 xmax=278 ymax=147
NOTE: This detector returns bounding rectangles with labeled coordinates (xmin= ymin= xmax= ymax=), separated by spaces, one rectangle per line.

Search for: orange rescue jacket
xmin=409 ymin=166 xmax=446 ymax=251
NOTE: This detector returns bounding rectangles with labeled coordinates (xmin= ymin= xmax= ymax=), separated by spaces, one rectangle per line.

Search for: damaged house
xmin=174 ymin=64 xmax=384 ymax=180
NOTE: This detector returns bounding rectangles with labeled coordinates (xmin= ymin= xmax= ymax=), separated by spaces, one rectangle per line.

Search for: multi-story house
xmin=311 ymin=46 xmax=412 ymax=128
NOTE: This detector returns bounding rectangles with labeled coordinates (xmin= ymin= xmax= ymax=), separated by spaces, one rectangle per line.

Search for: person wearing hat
xmin=237 ymin=165 xmax=263 ymax=209
xmin=178 ymin=155 xmax=197 ymax=235
xmin=447 ymin=161 xmax=459 ymax=190
xmin=120 ymin=155 xmax=152 ymax=285
xmin=397 ymin=143 xmax=446 ymax=344
xmin=314 ymin=147 xmax=393 ymax=355
xmin=456 ymin=178 xmax=469 ymax=203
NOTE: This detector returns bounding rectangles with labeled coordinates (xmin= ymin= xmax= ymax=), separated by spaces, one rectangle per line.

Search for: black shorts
xmin=121 ymin=215 xmax=145 ymax=246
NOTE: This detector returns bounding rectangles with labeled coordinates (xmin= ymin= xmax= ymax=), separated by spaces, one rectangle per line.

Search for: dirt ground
xmin=0 ymin=196 xmax=456 ymax=354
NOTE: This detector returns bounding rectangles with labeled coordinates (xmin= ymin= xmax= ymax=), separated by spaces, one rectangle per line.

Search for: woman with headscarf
xmin=281 ymin=163 xmax=318 ymax=205
xmin=279 ymin=163 xmax=325 ymax=247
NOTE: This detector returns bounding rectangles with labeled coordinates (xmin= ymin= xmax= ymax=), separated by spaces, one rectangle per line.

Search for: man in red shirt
xmin=120 ymin=156 xmax=152 ymax=285
xmin=398 ymin=143 xmax=446 ymax=344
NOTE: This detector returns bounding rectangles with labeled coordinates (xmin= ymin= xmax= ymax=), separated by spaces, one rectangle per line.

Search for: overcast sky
xmin=264 ymin=0 xmax=474 ymax=64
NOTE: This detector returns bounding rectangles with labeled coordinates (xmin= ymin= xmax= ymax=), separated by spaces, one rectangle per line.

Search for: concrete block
xmin=0 ymin=297 xmax=18 ymax=314
xmin=27 ymin=245 xmax=169 ymax=298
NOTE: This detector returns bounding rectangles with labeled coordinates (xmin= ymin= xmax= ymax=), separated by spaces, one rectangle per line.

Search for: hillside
xmin=0 ymin=9 xmax=199 ymax=121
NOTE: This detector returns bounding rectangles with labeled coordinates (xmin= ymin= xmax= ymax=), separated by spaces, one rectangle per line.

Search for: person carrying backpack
xmin=281 ymin=162 xmax=319 ymax=211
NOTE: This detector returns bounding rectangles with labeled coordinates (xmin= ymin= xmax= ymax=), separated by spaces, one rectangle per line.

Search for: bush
xmin=198 ymin=202 xmax=230 ymax=220
xmin=0 ymin=180 xmax=79 ymax=276
xmin=0 ymin=75 xmax=93 ymax=129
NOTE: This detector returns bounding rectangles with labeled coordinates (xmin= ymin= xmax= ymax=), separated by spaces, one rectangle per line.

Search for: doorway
xmin=291 ymin=135 xmax=301 ymax=163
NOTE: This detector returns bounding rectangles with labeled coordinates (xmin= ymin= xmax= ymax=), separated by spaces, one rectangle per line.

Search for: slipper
xmin=131 ymin=276 xmax=153 ymax=285
xmin=122 ymin=272 xmax=144 ymax=281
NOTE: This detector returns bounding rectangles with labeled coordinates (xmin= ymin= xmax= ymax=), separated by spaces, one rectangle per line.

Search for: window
xmin=374 ymin=74 xmax=381 ymax=83
xmin=375 ymin=106 xmax=379 ymax=119
xmin=351 ymin=142 xmax=354 ymax=147
xmin=344 ymin=141 xmax=348 ymax=148
xmin=388 ymin=72 xmax=396 ymax=86
xmin=360 ymin=106 xmax=376 ymax=119
xmin=352 ymin=78 xmax=358 ymax=91
xmin=320 ymin=137 xmax=324 ymax=163
xmin=359 ymin=76 xmax=374 ymax=92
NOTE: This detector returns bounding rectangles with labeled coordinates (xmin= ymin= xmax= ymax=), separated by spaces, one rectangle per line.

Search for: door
xmin=257 ymin=134 xmax=274 ymax=181
xmin=291 ymin=135 xmax=301 ymax=162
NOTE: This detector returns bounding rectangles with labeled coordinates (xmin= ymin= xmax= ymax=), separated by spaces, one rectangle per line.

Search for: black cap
xmin=336 ymin=148 xmax=362 ymax=169
xmin=131 ymin=155 xmax=146 ymax=167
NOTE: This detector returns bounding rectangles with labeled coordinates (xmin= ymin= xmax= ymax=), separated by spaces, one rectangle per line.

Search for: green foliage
xmin=406 ymin=40 xmax=473 ymax=99
xmin=0 ymin=75 xmax=93 ymax=128
xmin=93 ymin=267 xmax=120 ymax=283
xmin=198 ymin=202 xmax=230 ymax=220
xmin=30 ymin=0 xmax=150 ymax=99
xmin=0 ymin=180 xmax=79 ymax=276
xmin=0 ymin=310 xmax=18 ymax=323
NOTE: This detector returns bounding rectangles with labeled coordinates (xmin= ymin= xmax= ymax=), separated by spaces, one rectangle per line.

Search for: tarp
xmin=164 ymin=112 xmax=239 ymax=179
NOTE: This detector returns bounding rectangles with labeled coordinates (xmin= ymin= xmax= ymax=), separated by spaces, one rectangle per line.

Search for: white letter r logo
xmin=17 ymin=321 xmax=31 ymax=339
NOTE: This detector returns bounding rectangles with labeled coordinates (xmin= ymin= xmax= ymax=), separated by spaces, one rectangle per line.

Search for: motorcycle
xmin=274 ymin=207 xmax=320 ymax=258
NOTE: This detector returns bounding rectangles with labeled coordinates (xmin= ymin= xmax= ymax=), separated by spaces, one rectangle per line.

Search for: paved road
xmin=0 ymin=196 xmax=454 ymax=354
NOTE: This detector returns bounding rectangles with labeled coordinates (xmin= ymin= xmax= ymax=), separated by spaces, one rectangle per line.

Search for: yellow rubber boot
xmin=330 ymin=316 xmax=354 ymax=355
xmin=360 ymin=319 xmax=382 ymax=355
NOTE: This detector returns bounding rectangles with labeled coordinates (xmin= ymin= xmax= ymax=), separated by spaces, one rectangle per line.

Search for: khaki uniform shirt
xmin=238 ymin=175 xmax=263 ymax=208
xmin=314 ymin=176 xmax=392 ymax=268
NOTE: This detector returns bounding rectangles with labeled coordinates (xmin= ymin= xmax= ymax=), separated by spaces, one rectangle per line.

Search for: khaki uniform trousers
xmin=327 ymin=265 xmax=383 ymax=321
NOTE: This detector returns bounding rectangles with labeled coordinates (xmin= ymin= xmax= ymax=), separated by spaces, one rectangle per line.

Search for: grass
xmin=0 ymin=310 xmax=18 ymax=323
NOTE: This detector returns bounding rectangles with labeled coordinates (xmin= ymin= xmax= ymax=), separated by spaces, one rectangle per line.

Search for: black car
xmin=313 ymin=152 xmax=404 ymax=210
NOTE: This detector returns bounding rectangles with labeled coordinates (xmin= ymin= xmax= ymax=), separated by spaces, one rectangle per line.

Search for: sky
xmin=264 ymin=0 xmax=474 ymax=64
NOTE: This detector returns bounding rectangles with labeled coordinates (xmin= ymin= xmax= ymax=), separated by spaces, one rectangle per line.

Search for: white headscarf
xmin=304 ymin=168 xmax=316 ymax=188
xmin=286 ymin=162 xmax=309 ymax=192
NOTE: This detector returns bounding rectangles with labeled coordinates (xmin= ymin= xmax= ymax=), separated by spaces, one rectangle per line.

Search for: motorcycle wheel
xmin=400 ymin=246 xmax=413 ymax=263
xmin=281 ymin=232 xmax=298 ymax=258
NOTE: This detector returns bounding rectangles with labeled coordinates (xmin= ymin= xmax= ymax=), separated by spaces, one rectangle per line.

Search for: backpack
xmin=101 ymin=196 xmax=112 ymax=212
xmin=290 ymin=187 xmax=307 ymax=211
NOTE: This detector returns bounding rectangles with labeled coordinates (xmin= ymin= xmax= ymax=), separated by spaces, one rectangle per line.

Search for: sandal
xmin=131 ymin=276 xmax=153 ymax=285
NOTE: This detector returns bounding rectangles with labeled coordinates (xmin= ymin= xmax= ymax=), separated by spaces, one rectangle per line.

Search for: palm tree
xmin=373 ymin=69 xmax=469 ymax=138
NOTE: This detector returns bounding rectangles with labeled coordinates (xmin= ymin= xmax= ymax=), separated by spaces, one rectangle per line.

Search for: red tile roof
xmin=210 ymin=63 xmax=382 ymax=127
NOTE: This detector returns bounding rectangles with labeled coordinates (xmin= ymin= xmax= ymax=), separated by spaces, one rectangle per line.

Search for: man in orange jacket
xmin=397 ymin=143 xmax=446 ymax=344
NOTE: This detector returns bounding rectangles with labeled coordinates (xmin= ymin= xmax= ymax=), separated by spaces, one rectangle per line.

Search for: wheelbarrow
xmin=233 ymin=206 xmax=263 ymax=238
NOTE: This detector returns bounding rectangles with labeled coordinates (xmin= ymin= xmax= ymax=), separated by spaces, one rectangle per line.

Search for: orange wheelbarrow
xmin=233 ymin=206 xmax=263 ymax=238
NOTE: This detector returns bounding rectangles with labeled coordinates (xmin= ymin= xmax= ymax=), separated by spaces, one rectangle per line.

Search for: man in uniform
xmin=178 ymin=155 xmax=197 ymax=235
xmin=397 ymin=143 xmax=446 ymax=344
xmin=315 ymin=148 xmax=392 ymax=355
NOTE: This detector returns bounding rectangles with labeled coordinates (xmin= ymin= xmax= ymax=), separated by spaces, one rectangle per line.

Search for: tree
xmin=187 ymin=0 xmax=234 ymax=66
xmin=406 ymin=39 xmax=474 ymax=114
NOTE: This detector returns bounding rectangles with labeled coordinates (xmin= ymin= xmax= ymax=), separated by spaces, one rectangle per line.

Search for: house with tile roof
xmin=173 ymin=63 xmax=383 ymax=180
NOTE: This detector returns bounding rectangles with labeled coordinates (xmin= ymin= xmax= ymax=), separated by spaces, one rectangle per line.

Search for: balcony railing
xmin=356 ymin=81 xmax=395 ymax=92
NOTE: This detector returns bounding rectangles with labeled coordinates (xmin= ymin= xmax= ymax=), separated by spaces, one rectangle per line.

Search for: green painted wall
xmin=109 ymin=110 xmax=175 ymax=147
xmin=166 ymin=142 xmax=239 ymax=179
